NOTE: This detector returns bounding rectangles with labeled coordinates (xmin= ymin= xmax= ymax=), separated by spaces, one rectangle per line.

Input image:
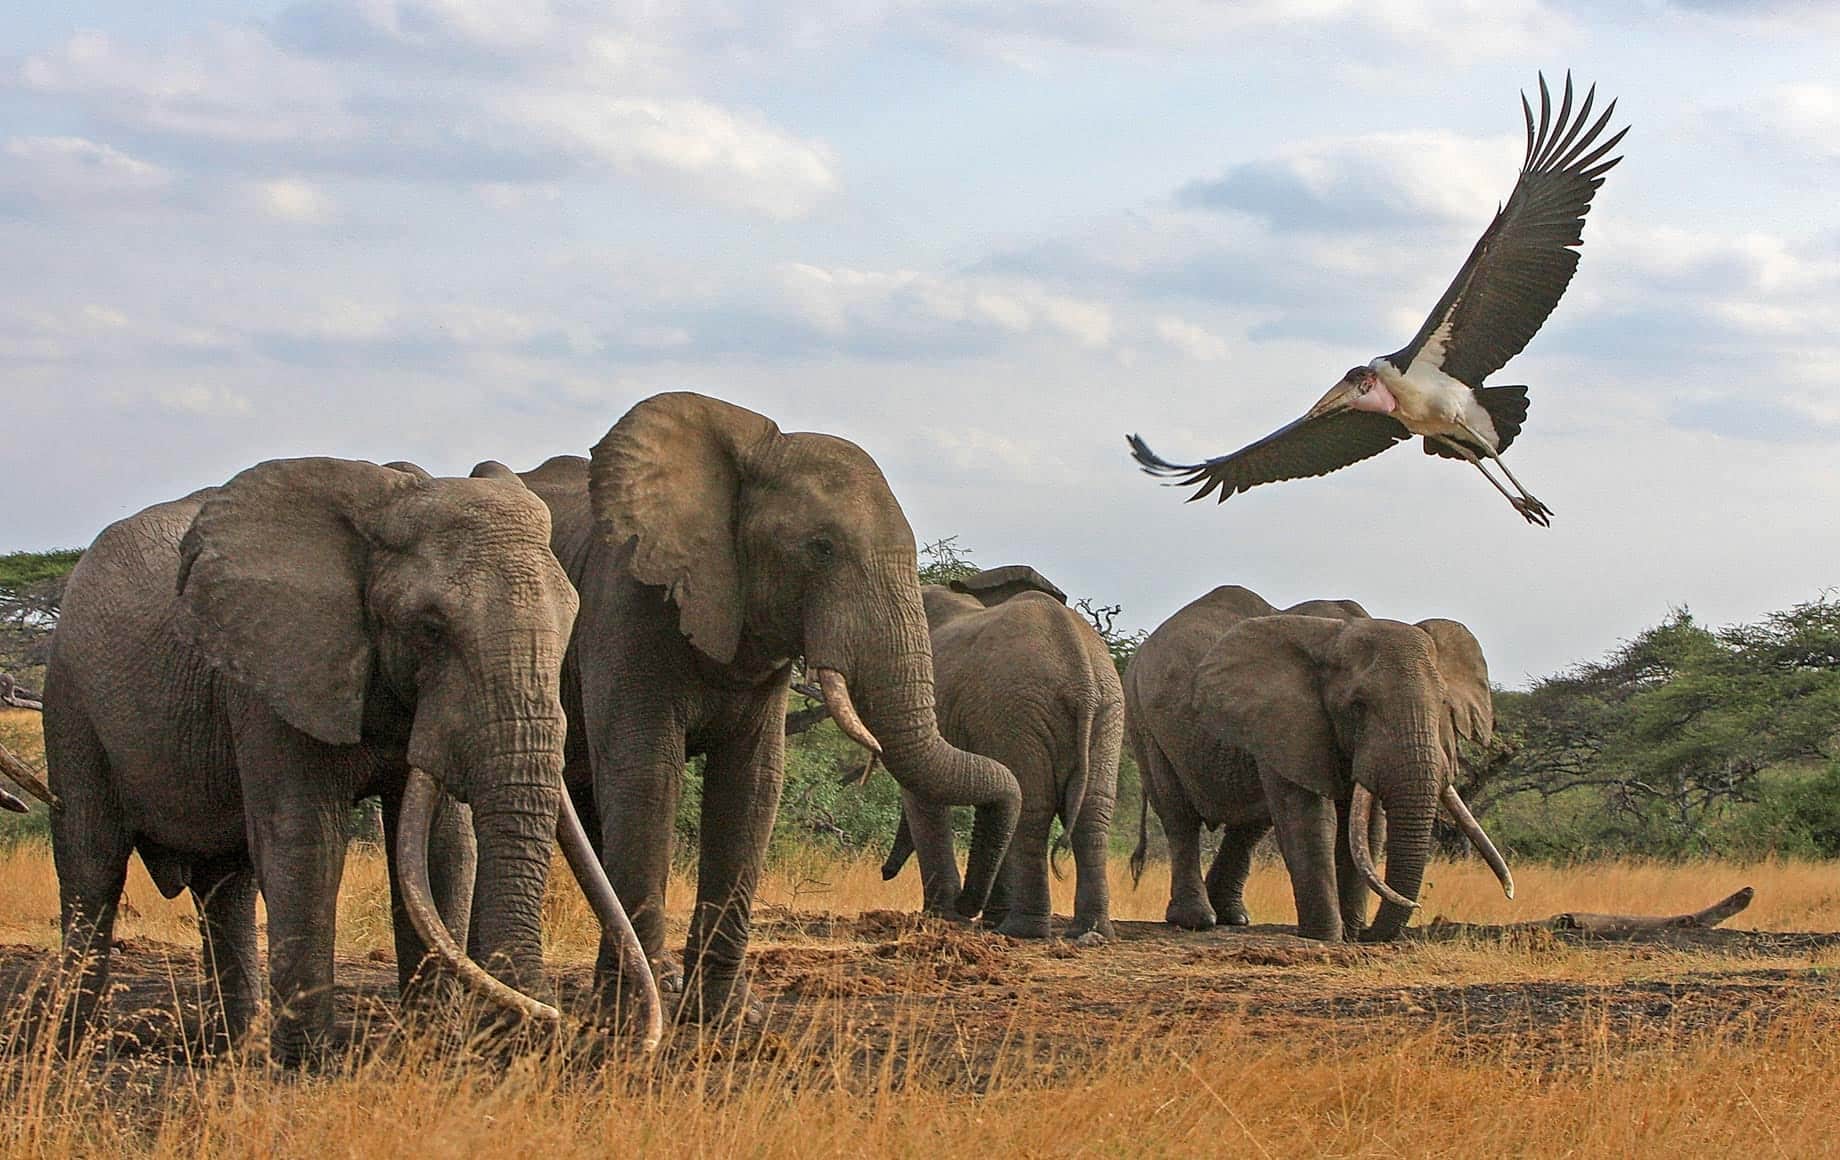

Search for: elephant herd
xmin=30 ymin=390 xmax=1512 ymax=1065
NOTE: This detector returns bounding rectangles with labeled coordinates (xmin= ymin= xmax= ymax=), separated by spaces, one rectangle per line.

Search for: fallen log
xmin=1428 ymin=886 xmax=1754 ymax=936
xmin=0 ymin=674 xmax=43 ymax=711
xmin=0 ymin=737 xmax=58 ymax=812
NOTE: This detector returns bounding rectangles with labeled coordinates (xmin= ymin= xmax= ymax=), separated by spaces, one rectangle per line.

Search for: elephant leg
xmin=900 ymin=790 xmax=964 ymax=917
xmin=1143 ymin=745 xmax=1213 ymax=930
xmin=1205 ymin=820 xmax=1269 ymax=928
xmin=190 ymin=853 xmax=259 ymax=1056
xmin=586 ymin=701 xmax=682 ymax=1023
xmin=681 ymin=714 xmax=783 ymax=1026
xmin=994 ymin=798 xmax=1056 ymax=939
xmin=238 ymin=718 xmax=364 ymax=1066
xmin=1333 ymin=799 xmax=1370 ymax=937
xmin=44 ymin=708 xmax=130 ymax=1053
xmin=1265 ymin=778 xmax=1342 ymax=942
xmin=383 ymin=785 xmax=477 ymax=1012
xmin=1068 ymin=786 xmax=1117 ymax=940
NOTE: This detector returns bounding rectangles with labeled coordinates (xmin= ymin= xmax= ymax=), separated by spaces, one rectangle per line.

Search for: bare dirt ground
xmin=7 ymin=907 xmax=1838 ymax=1094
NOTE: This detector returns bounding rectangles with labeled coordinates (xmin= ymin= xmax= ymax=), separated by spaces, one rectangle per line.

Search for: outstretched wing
xmin=1127 ymin=410 xmax=1411 ymax=504
xmin=1384 ymin=72 xmax=1627 ymax=387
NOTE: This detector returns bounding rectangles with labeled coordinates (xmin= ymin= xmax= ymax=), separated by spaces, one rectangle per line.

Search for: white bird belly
xmin=1372 ymin=360 xmax=1499 ymax=446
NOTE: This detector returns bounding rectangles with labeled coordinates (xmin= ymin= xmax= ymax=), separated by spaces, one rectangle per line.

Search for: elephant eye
xmin=806 ymin=536 xmax=836 ymax=564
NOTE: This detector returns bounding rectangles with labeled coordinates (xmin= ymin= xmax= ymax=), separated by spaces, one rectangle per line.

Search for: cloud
xmin=1177 ymin=131 xmax=1517 ymax=235
xmin=1153 ymin=317 xmax=1229 ymax=361
xmin=249 ymin=178 xmax=336 ymax=223
xmin=0 ymin=136 xmax=173 ymax=214
xmin=16 ymin=18 xmax=837 ymax=216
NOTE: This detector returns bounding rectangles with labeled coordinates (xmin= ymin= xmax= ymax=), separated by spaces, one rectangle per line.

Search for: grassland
xmin=4 ymin=710 xmax=1840 ymax=1156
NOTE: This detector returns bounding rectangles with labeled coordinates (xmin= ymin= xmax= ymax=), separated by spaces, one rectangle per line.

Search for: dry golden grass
xmin=6 ymin=690 xmax=1840 ymax=1157
xmin=1 ymin=973 xmax=1837 ymax=1159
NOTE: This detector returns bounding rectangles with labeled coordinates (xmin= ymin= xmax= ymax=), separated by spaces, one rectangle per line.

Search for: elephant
xmin=877 ymin=565 xmax=1124 ymax=940
xmin=1124 ymin=585 xmax=1512 ymax=942
xmin=42 ymin=456 xmax=655 ymax=1063
xmin=504 ymin=392 xmax=1023 ymax=1026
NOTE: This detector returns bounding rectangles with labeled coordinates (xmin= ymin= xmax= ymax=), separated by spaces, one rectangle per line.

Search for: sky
xmin=3 ymin=1 xmax=1838 ymax=687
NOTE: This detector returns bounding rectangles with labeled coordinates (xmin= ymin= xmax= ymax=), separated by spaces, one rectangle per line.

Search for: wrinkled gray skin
xmin=510 ymin=393 xmax=1021 ymax=1025
xmin=43 ymin=458 xmax=578 ymax=1063
xmin=882 ymin=568 xmax=1123 ymax=940
xmin=1125 ymin=586 xmax=1497 ymax=942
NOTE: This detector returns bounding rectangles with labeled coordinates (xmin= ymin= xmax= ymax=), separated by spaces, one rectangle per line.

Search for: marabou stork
xmin=1128 ymin=73 xmax=1626 ymax=526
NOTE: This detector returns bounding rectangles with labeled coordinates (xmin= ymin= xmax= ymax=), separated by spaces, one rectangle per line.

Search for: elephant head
xmin=589 ymin=393 xmax=1022 ymax=912
xmin=173 ymin=457 xmax=624 ymax=1018
xmin=1201 ymin=613 xmax=1510 ymax=940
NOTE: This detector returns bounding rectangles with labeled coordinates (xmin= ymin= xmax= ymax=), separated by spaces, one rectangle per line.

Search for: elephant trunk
xmin=1360 ymin=727 xmax=1445 ymax=942
xmin=811 ymin=563 xmax=1021 ymax=917
xmin=398 ymin=767 xmax=559 ymax=1025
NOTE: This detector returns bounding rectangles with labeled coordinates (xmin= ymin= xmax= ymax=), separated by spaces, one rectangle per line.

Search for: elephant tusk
xmin=398 ymin=768 xmax=561 ymax=1026
xmin=816 ymin=668 xmax=883 ymax=757
xmin=1349 ymin=785 xmax=1418 ymax=911
xmin=555 ymin=789 xmax=664 ymax=1052
xmin=1442 ymin=784 xmax=1514 ymax=900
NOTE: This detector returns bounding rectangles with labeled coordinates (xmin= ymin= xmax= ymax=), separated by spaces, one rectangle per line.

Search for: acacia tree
xmin=1463 ymin=598 xmax=1840 ymax=857
xmin=0 ymin=549 xmax=82 ymax=687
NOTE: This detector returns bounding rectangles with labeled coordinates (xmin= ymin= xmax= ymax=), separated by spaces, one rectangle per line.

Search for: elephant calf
xmin=879 ymin=565 xmax=1124 ymax=940
xmin=43 ymin=457 xmax=652 ymax=1063
xmin=1125 ymin=586 xmax=1512 ymax=943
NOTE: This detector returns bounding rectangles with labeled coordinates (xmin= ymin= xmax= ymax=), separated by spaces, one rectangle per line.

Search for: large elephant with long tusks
xmin=505 ymin=392 xmax=1022 ymax=1026
xmin=1125 ymin=586 xmax=1511 ymax=942
xmin=42 ymin=457 xmax=659 ymax=1064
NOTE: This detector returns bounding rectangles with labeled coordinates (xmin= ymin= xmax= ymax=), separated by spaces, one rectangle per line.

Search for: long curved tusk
xmin=398 ymin=768 xmax=560 ymax=1025
xmin=555 ymin=789 xmax=663 ymax=1052
xmin=1441 ymin=783 xmax=1514 ymax=899
xmin=1349 ymin=785 xmax=1418 ymax=911
xmin=815 ymin=668 xmax=883 ymax=756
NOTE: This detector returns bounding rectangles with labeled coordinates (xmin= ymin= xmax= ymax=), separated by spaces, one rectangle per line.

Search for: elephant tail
xmin=1128 ymin=728 xmax=1151 ymax=888
xmin=1050 ymin=692 xmax=1098 ymax=881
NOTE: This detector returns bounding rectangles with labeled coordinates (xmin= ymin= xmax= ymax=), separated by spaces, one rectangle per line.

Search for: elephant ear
xmin=1196 ymin=615 xmax=1347 ymax=800
xmin=178 ymin=457 xmax=412 ymax=746
xmin=1416 ymin=618 xmax=1493 ymax=745
xmin=588 ymin=392 xmax=780 ymax=664
xmin=947 ymin=564 xmax=1067 ymax=606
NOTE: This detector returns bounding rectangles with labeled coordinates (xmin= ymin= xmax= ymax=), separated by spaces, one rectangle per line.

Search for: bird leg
xmin=1456 ymin=420 xmax=1553 ymax=526
xmin=1444 ymin=439 xmax=1551 ymax=527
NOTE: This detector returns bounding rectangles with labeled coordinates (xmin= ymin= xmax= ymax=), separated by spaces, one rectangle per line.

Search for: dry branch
xmin=0 ymin=736 xmax=58 ymax=811
xmin=1430 ymin=886 xmax=1755 ymax=937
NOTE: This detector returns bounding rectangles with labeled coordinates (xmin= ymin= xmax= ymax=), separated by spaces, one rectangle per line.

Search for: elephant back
xmin=948 ymin=564 xmax=1068 ymax=607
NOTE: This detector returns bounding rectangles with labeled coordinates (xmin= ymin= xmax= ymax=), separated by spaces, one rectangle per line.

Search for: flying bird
xmin=1128 ymin=72 xmax=1627 ymax=526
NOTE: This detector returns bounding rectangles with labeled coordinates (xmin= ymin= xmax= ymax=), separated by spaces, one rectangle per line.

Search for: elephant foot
xmin=1070 ymin=930 xmax=1108 ymax=948
xmin=995 ymin=913 xmax=1053 ymax=940
xmin=1165 ymin=898 xmax=1217 ymax=931
xmin=1067 ymin=915 xmax=1116 ymax=942
xmin=673 ymin=974 xmax=764 ymax=1030
xmin=1218 ymin=905 xmax=1250 ymax=927
xmin=924 ymin=903 xmax=975 ymax=926
xmin=1294 ymin=922 xmax=1344 ymax=943
xmin=653 ymin=953 xmax=685 ymax=995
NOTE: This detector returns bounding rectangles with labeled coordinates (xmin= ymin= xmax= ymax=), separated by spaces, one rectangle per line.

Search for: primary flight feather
xmin=1128 ymin=72 xmax=1627 ymax=526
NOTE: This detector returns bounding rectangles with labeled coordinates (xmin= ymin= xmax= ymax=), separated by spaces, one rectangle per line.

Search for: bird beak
xmin=1308 ymin=378 xmax=1397 ymax=419
xmin=1306 ymin=380 xmax=1360 ymax=419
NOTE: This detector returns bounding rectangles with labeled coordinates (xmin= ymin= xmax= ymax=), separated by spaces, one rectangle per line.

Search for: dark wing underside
xmin=1384 ymin=72 xmax=1627 ymax=388
xmin=1127 ymin=410 xmax=1412 ymax=503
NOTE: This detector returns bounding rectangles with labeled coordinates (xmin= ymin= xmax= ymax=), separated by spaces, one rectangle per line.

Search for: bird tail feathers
xmin=1474 ymin=385 xmax=1530 ymax=453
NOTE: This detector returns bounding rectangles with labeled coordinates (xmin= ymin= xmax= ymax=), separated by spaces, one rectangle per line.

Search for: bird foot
xmin=1512 ymin=495 xmax=1553 ymax=527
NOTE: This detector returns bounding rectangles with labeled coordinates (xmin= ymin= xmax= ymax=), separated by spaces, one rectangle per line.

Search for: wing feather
xmin=1384 ymin=72 xmax=1627 ymax=387
xmin=1127 ymin=410 xmax=1411 ymax=504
